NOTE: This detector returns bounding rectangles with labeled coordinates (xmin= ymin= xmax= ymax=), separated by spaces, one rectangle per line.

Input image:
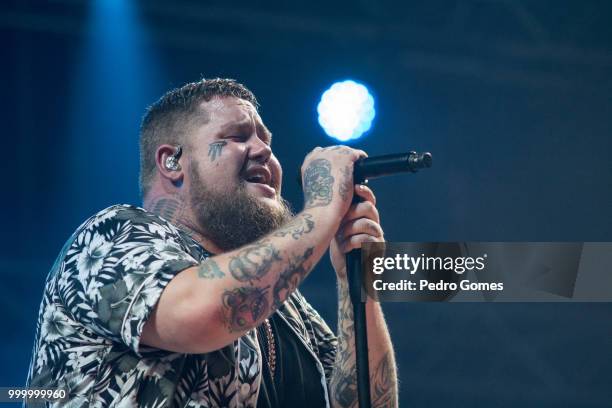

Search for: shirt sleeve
xmin=57 ymin=205 xmax=200 ymax=354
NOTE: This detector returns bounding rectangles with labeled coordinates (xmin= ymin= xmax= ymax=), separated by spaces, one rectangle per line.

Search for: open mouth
xmin=245 ymin=173 xmax=268 ymax=185
xmin=243 ymin=166 xmax=272 ymax=186
xmin=242 ymin=166 xmax=276 ymax=196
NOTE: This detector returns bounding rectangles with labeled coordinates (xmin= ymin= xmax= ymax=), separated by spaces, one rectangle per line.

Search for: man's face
xmin=184 ymin=96 xmax=292 ymax=250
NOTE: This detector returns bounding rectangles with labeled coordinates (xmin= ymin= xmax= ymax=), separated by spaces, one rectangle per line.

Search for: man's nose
xmin=248 ymin=136 xmax=272 ymax=164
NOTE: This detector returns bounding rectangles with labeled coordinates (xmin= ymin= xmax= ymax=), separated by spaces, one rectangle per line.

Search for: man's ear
xmin=156 ymin=144 xmax=184 ymax=185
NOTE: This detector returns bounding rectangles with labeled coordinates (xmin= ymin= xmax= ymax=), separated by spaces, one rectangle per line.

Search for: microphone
xmin=297 ymin=151 xmax=432 ymax=186
xmin=353 ymin=151 xmax=432 ymax=183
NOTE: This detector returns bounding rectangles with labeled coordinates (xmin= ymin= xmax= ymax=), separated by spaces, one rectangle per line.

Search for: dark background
xmin=2 ymin=0 xmax=612 ymax=406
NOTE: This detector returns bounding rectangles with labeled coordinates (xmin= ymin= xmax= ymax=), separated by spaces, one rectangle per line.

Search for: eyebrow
xmin=218 ymin=120 xmax=252 ymax=134
xmin=218 ymin=120 xmax=273 ymax=144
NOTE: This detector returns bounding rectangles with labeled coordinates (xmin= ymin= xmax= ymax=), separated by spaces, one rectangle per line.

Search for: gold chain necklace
xmin=261 ymin=318 xmax=276 ymax=376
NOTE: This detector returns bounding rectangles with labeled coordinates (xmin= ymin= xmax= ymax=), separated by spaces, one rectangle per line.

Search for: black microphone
xmin=297 ymin=151 xmax=432 ymax=186
xmin=353 ymin=151 xmax=432 ymax=183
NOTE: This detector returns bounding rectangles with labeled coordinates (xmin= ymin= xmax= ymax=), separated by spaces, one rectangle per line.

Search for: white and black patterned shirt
xmin=26 ymin=205 xmax=337 ymax=407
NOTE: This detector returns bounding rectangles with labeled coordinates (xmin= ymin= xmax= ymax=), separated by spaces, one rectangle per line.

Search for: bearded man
xmin=26 ymin=78 xmax=398 ymax=407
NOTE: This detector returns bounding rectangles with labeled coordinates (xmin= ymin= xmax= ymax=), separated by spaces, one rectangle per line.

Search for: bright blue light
xmin=67 ymin=0 xmax=166 ymax=205
xmin=317 ymin=80 xmax=376 ymax=142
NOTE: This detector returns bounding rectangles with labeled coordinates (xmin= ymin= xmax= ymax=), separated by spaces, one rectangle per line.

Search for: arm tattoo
xmin=331 ymin=283 xmax=397 ymax=408
xmin=331 ymin=282 xmax=358 ymax=407
xmin=372 ymin=352 xmax=397 ymax=408
xmin=197 ymin=258 xmax=225 ymax=279
xmin=273 ymin=247 xmax=314 ymax=308
xmin=229 ymin=241 xmax=282 ymax=283
xmin=221 ymin=286 xmax=269 ymax=332
xmin=273 ymin=213 xmax=315 ymax=240
xmin=208 ymin=141 xmax=227 ymax=162
xmin=303 ymin=159 xmax=335 ymax=208
xmin=338 ymin=165 xmax=352 ymax=202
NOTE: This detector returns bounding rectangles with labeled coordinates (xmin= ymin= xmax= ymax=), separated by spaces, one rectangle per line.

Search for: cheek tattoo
xmin=208 ymin=141 xmax=227 ymax=162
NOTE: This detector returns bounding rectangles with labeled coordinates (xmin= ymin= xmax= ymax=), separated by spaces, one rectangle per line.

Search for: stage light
xmin=67 ymin=0 xmax=165 ymax=206
xmin=317 ymin=80 xmax=376 ymax=142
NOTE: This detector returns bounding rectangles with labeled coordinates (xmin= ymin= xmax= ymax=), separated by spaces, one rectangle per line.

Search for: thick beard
xmin=189 ymin=165 xmax=293 ymax=251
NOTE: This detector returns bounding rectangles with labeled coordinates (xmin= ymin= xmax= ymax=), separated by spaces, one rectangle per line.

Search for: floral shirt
xmin=26 ymin=205 xmax=337 ymax=407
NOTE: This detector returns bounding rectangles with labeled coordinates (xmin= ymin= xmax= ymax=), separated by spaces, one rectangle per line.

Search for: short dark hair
xmin=139 ymin=78 xmax=259 ymax=197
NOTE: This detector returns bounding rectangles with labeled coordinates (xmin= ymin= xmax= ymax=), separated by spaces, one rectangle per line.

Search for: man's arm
xmin=141 ymin=146 xmax=364 ymax=354
xmin=328 ymin=185 xmax=399 ymax=408
xmin=331 ymin=279 xmax=398 ymax=408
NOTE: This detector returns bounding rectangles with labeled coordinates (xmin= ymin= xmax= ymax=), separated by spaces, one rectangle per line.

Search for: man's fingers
xmin=354 ymin=184 xmax=376 ymax=205
xmin=333 ymin=182 xmax=384 ymax=253
xmin=354 ymin=149 xmax=368 ymax=159
xmin=340 ymin=234 xmax=382 ymax=253
xmin=338 ymin=218 xmax=383 ymax=241
xmin=340 ymin=200 xmax=380 ymax=228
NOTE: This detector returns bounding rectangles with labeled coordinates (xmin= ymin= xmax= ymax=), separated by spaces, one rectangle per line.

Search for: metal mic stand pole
xmin=346 ymin=171 xmax=371 ymax=408
xmin=345 ymin=151 xmax=432 ymax=408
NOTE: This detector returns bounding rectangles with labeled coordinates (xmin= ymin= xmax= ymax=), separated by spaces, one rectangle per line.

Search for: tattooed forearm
xmin=197 ymin=259 xmax=225 ymax=279
xmin=331 ymin=282 xmax=358 ymax=408
xmin=223 ymin=244 xmax=316 ymax=332
xmin=331 ymin=281 xmax=398 ymax=408
xmin=371 ymin=352 xmax=396 ymax=408
xmin=273 ymin=247 xmax=314 ymax=308
xmin=338 ymin=165 xmax=352 ymax=202
xmin=331 ymin=363 xmax=358 ymax=408
xmin=208 ymin=141 xmax=227 ymax=162
xmin=273 ymin=213 xmax=315 ymax=240
xmin=229 ymin=240 xmax=282 ymax=283
xmin=221 ymin=286 xmax=269 ymax=332
xmin=303 ymin=159 xmax=335 ymax=208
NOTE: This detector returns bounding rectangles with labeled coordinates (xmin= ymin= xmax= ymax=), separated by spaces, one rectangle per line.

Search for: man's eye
xmin=227 ymin=135 xmax=247 ymax=142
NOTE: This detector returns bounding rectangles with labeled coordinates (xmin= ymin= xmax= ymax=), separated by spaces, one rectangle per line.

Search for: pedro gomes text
xmin=371 ymin=254 xmax=504 ymax=292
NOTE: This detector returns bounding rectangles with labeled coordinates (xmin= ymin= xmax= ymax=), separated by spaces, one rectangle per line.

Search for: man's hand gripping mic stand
xmin=347 ymin=151 xmax=432 ymax=408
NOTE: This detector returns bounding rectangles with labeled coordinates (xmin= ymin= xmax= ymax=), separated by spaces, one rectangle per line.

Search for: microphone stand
xmin=346 ymin=151 xmax=432 ymax=408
